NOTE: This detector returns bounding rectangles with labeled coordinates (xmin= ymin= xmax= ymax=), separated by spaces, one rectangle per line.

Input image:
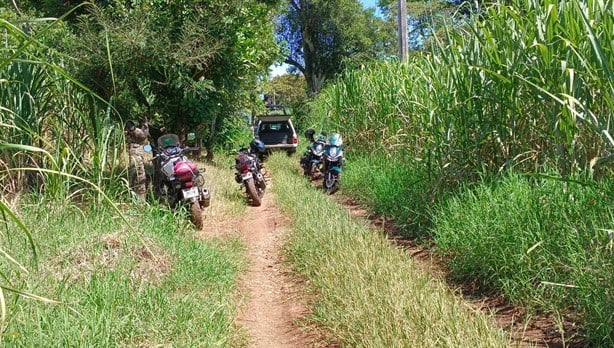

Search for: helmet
xmin=125 ymin=120 xmax=136 ymax=132
xmin=250 ymin=139 xmax=265 ymax=153
xmin=304 ymin=129 xmax=315 ymax=142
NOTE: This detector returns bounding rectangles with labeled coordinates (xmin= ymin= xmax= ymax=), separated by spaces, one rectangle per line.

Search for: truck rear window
xmin=260 ymin=123 xmax=289 ymax=132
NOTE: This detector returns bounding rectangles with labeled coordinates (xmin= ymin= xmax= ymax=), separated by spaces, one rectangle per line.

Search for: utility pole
xmin=398 ymin=0 xmax=408 ymax=63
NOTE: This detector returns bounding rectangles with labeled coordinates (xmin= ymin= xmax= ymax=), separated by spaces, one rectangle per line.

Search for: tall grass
xmin=307 ymin=0 xmax=612 ymax=345
xmin=267 ymin=154 xmax=510 ymax=347
xmin=1 ymin=11 xmax=127 ymax=201
xmin=1 ymin=9 xmax=138 ymax=339
xmin=311 ymin=0 xmax=613 ymax=183
xmin=341 ymin=155 xmax=435 ymax=235
xmin=433 ymin=174 xmax=613 ymax=346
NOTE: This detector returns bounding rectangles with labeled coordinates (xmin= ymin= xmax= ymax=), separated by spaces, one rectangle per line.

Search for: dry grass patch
xmin=49 ymin=232 xmax=173 ymax=288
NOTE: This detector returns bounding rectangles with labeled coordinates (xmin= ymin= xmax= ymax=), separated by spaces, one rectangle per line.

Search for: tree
xmin=277 ymin=0 xmax=391 ymax=95
xmin=262 ymin=74 xmax=308 ymax=108
xmin=377 ymin=0 xmax=489 ymax=51
xmin=60 ymin=0 xmax=281 ymax=158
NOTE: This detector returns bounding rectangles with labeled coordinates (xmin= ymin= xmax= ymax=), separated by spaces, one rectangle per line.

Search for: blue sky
xmin=359 ymin=0 xmax=378 ymax=9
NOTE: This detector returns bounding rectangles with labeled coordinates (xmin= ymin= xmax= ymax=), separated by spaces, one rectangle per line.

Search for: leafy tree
xmin=277 ymin=0 xmax=391 ymax=95
xmin=262 ymin=74 xmax=308 ymax=108
xmin=59 ymin=0 xmax=281 ymax=158
xmin=262 ymin=73 xmax=310 ymax=130
xmin=13 ymin=0 xmax=108 ymax=22
xmin=376 ymin=0 xmax=487 ymax=51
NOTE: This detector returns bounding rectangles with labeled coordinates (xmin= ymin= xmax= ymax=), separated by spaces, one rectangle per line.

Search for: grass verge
xmin=1 ymin=161 xmax=246 ymax=347
xmin=267 ymin=153 xmax=510 ymax=347
xmin=341 ymin=154 xmax=437 ymax=237
xmin=433 ymin=173 xmax=614 ymax=346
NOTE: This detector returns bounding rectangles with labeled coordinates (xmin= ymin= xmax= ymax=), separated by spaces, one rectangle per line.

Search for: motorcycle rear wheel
xmin=309 ymin=163 xmax=320 ymax=180
xmin=190 ymin=201 xmax=204 ymax=229
xmin=245 ymin=178 xmax=262 ymax=207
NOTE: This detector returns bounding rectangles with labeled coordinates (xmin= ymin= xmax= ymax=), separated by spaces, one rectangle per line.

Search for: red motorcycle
xmin=146 ymin=134 xmax=210 ymax=229
xmin=233 ymin=139 xmax=267 ymax=206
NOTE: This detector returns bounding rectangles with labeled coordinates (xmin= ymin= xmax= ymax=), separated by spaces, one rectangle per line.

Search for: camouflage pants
xmin=129 ymin=144 xmax=147 ymax=199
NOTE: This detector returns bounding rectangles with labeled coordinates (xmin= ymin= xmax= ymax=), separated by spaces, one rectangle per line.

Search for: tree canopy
xmin=14 ymin=0 xmax=282 ymax=156
xmin=277 ymin=0 xmax=391 ymax=95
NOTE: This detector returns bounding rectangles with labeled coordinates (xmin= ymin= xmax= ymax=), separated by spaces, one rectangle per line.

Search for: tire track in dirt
xmin=234 ymin=192 xmax=317 ymax=348
xmin=196 ymin=174 xmax=332 ymax=348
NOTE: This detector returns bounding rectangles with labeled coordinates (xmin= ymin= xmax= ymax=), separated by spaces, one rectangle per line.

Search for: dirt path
xmin=197 ymin=166 xmax=579 ymax=347
xmin=228 ymin=192 xmax=325 ymax=348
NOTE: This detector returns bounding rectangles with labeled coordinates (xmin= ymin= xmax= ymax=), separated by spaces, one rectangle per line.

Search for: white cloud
xmin=269 ymin=63 xmax=290 ymax=78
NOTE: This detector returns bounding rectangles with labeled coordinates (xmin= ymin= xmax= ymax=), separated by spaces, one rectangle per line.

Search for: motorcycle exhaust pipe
xmin=200 ymin=188 xmax=211 ymax=208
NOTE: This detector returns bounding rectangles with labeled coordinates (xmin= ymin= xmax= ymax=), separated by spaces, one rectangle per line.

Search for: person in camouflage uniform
xmin=125 ymin=119 xmax=149 ymax=200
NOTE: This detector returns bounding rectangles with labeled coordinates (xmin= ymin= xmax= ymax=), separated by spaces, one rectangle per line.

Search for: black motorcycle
xmin=300 ymin=134 xmax=326 ymax=180
xmin=233 ymin=140 xmax=267 ymax=206
xmin=147 ymin=134 xmax=210 ymax=229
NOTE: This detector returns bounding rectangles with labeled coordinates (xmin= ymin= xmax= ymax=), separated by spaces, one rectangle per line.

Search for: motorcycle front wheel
xmin=245 ymin=178 xmax=262 ymax=207
xmin=323 ymin=172 xmax=338 ymax=194
xmin=190 ymin=200 xmax=204 ymax=229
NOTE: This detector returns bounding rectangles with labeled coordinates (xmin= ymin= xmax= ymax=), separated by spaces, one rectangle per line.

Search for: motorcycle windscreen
xmin=158 ymin=134 xmax=180 ymax=148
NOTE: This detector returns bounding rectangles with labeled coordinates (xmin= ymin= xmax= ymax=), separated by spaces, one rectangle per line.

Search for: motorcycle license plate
xmin=241 ymin=172 xmax=253 ymax=180
xmin=182 ymin=187 xmax=200 ymax=199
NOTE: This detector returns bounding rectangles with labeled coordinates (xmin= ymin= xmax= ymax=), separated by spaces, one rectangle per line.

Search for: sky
xmin=359 ymin=0 xmax=378 ymax=9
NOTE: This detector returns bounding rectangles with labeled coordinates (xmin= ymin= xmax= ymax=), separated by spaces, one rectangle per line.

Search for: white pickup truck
xmin=254 ymin=109 xmax=298 ymax=155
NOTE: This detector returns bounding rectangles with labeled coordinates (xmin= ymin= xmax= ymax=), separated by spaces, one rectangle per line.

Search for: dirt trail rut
xmin=233 ymin=193 xmax=319 ymax=348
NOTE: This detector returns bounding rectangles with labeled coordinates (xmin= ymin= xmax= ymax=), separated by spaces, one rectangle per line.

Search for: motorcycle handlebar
xmin=150 ymin=145 xmax=198 ymax=159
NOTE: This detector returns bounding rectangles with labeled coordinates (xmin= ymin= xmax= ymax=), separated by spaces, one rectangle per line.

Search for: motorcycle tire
xmin=309 ymin=163 xmax=319 ymax=180
xmin=302 ymin=160 xmax=310 ymax=176
xmin=323 ymin=172 xmax=338 ymax=195
xmin=190 ymin=200 xmax=204 ymax=229
xmin=245 ymin=178 xmax=262 ymax=207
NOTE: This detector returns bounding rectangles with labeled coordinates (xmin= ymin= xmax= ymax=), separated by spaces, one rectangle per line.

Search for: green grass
xmin=0 ymin=173 xmax=246 ymax=346
xmin=305 ymin=0 xmax=612 ymax=345
xmin=433 ymin=173 xmax=614 ymax=346
xmin=267 ymin=153 xmax=510 ymax=347
xmin=342 ymin=154 xmax=439 ymax=237
xmin=310 ymin=0 xmax=613 ymax=185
